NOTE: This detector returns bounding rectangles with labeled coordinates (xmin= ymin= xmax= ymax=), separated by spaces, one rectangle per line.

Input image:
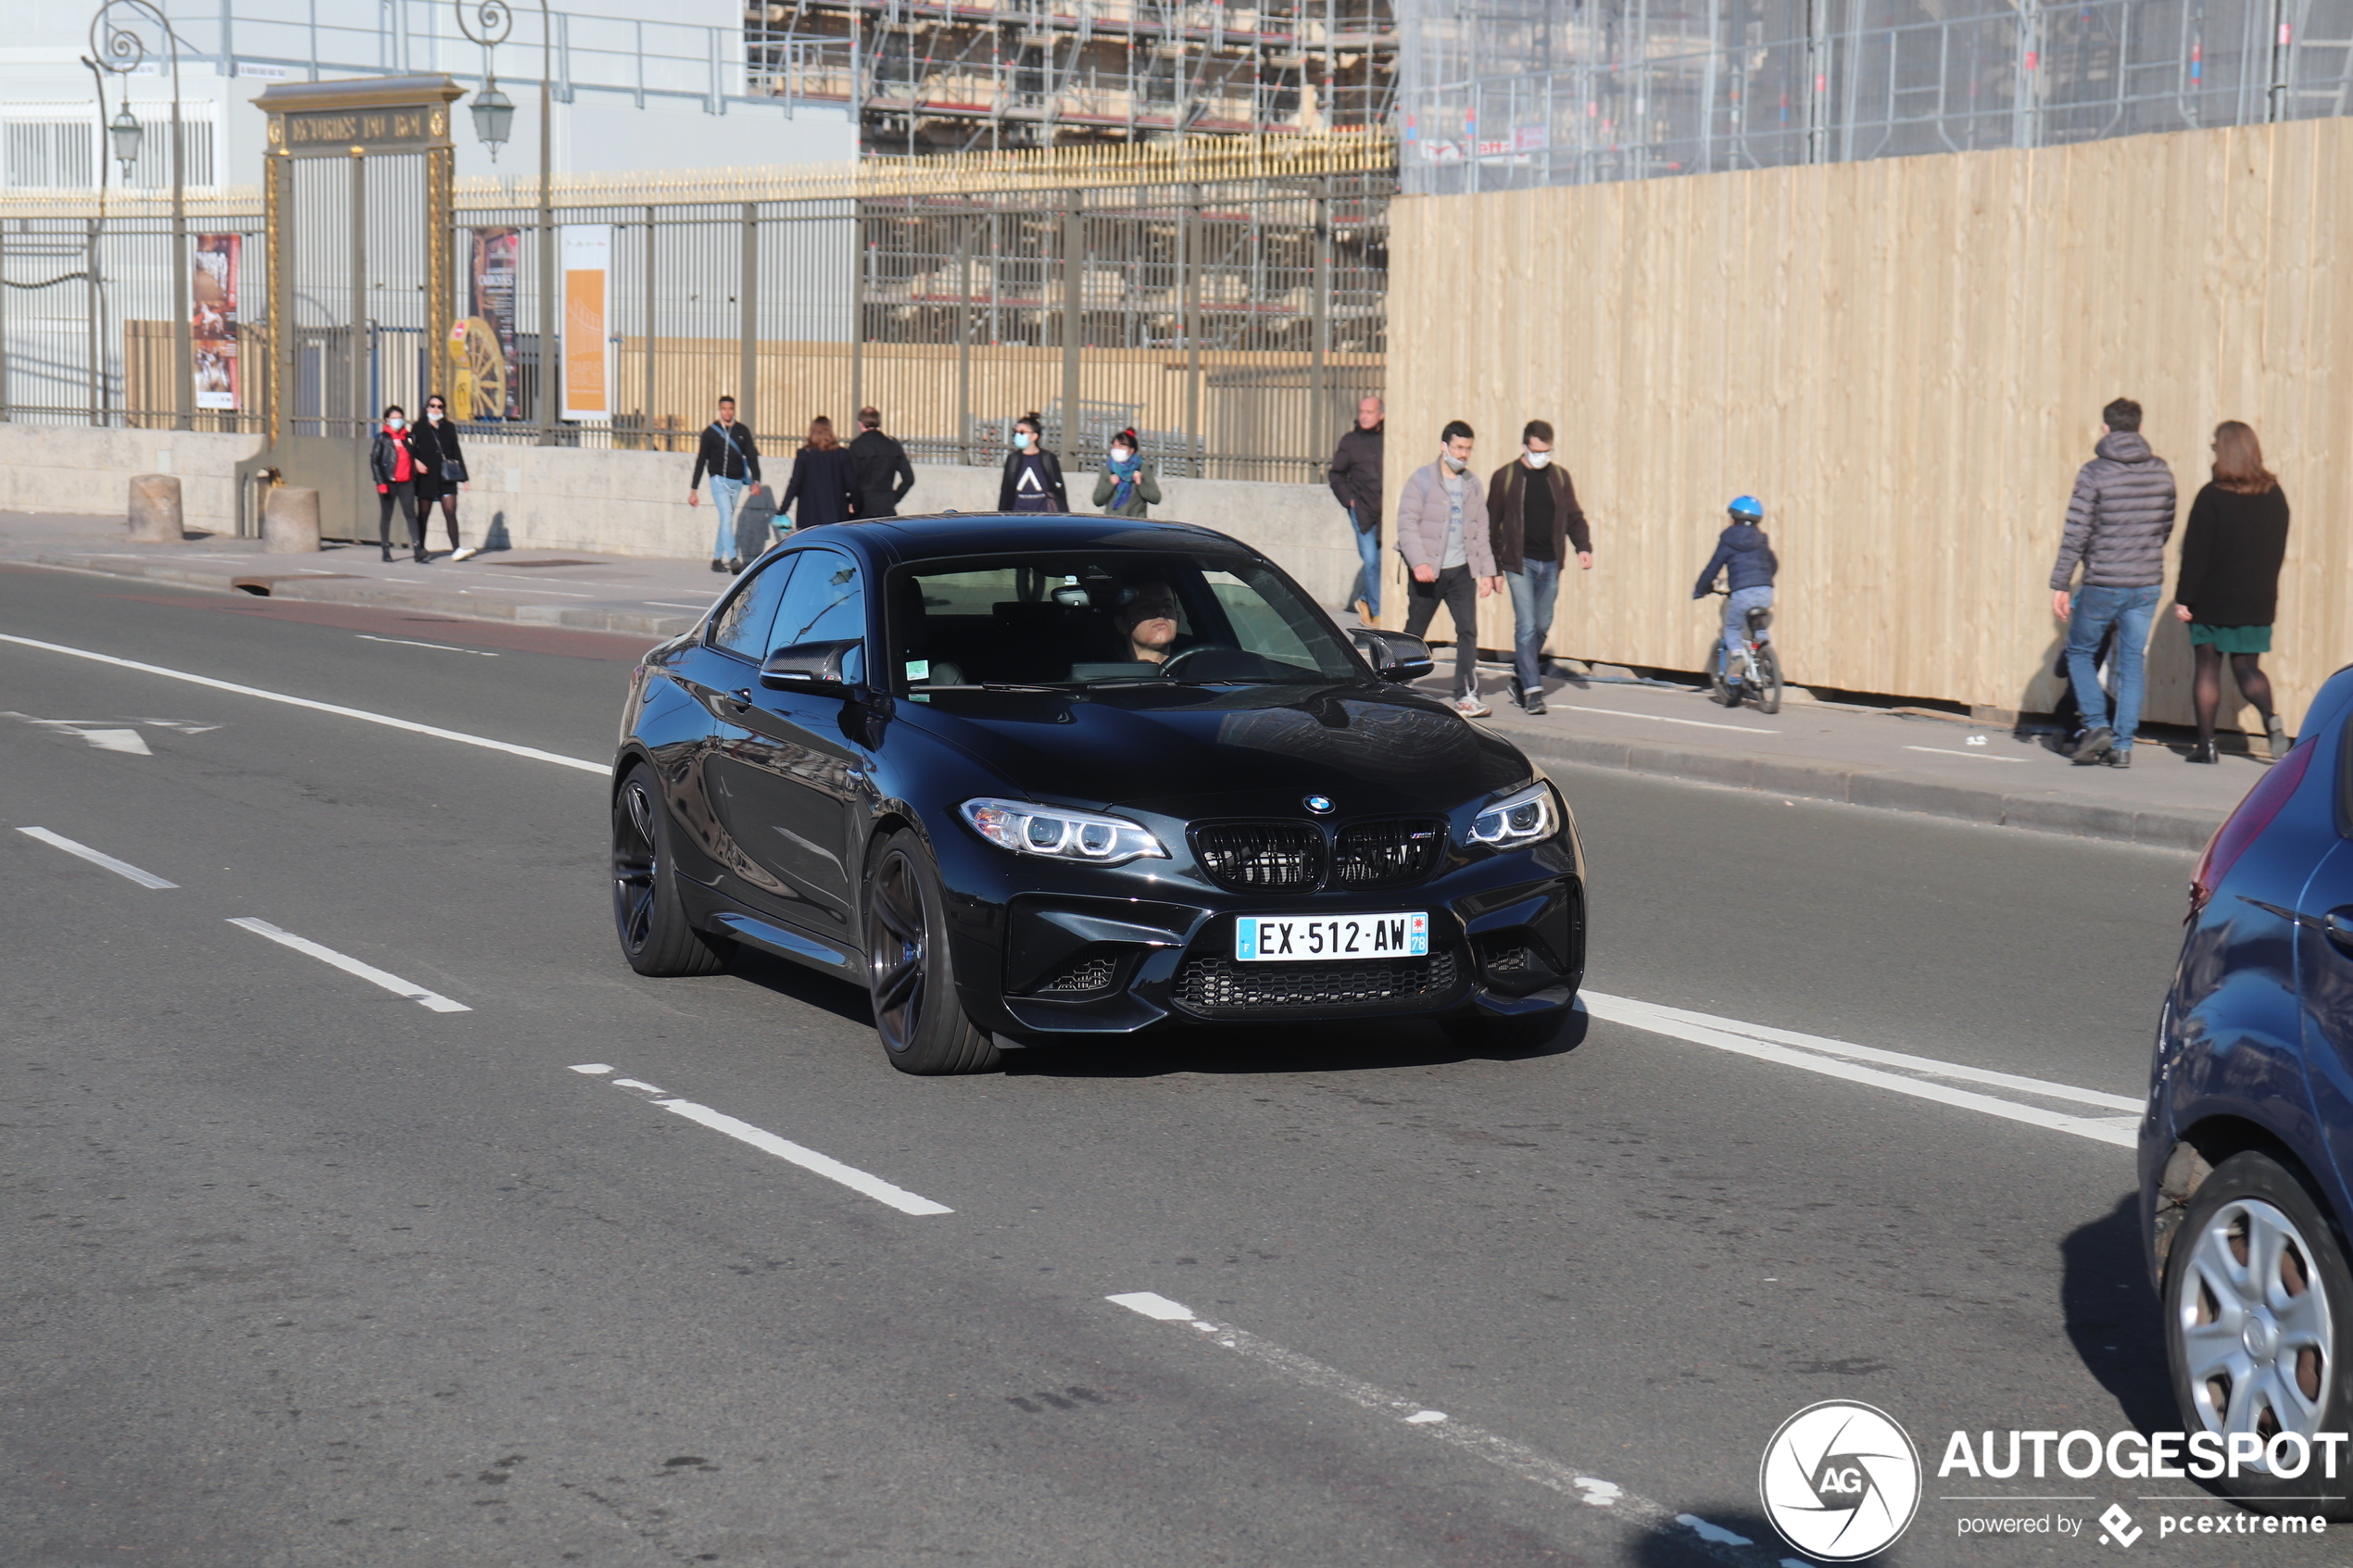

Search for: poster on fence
xmin=454 ymin=226 xmax=522 ymax=421
xmin=560 ymin=224 xmax=610 ymax=421
xmin=190 ymin=233 xmax=239 ymax=412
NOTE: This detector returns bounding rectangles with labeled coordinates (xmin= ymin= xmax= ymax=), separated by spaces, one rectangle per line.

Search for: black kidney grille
xmin=1332 ymin=818 xmax=1446 ymax=887
xmin=1175 ymin=950 xmax=1460 ymax=1014
xmin=1192 ymin=822 xmax=1325 ymax=893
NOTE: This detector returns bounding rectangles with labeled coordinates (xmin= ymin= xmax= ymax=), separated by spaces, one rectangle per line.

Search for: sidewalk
xmin=1 ymin=509 xmax=2253 ymax=852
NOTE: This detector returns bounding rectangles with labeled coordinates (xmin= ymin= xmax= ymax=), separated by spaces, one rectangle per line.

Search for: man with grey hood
xmin=2048 ymin=396 xmax=2177 ymax=768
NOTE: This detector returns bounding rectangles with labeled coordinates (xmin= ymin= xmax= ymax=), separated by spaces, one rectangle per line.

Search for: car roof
xmin=793 ymin=512 xmax=1261 ymax=568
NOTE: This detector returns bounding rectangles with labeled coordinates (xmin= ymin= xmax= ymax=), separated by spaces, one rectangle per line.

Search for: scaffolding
xmin=1398 ymin=0 xmax=2353 ymax=194
xmin=748 ymin=0 xmax=1400 ymax=153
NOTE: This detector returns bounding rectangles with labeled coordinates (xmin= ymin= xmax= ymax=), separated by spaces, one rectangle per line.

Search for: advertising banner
xmin=560 ymin=224 xmax=611 ymax=421
xmin=455 ymin=226 xmax=522 ymax=421
xmin=190 ymin=233 xmax=239 ymax=412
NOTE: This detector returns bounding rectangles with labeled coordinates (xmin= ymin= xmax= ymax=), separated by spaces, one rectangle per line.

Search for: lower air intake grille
xmin=1174 ymin=950 xmax=1459 ymax=1014
xmin=1332 ymin=819 xmax=1445 ymax=887
xmin=1033 ymin=953 xmax=1117 ymax=994
xmin=1191 ymin=822 xmax=1324 ymax=893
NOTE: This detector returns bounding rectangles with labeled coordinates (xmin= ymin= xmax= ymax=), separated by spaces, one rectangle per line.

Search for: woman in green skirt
xmin=2172 ymin=420 xmax=2291 ymax=763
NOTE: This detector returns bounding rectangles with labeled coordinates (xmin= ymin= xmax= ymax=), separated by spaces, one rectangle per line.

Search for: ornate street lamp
xmin=455 ymin=0 xmax=553 ymax=441
xmin=454 ymin=2 xmax=516 ymax=161
xmin=90 ymin=0 xmax=191 ymax=431
xmin=470 ymin=82 xmax=516 ymax=157
xmin=106 ymin=103 xmax=143 ymax=180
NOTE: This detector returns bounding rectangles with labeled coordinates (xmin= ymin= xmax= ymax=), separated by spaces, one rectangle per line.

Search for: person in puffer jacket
xmin=2048 ymin=396 xmax=2177 ymax=768
xmin=1693 ymin=495 xmax=1778 ymax=685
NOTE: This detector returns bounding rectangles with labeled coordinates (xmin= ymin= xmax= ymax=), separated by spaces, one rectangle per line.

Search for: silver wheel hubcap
xmin=2178 ymin=1196 xmax=2334 ymax=1460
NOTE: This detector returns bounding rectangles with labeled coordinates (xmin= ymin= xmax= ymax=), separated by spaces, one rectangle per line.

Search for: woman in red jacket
xmin=368 ymin=404 xmax=427 ymax=564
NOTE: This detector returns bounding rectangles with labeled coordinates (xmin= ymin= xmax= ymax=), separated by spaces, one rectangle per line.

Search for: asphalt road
xmin=0 ymin=562 xmax=2312 ymax=1567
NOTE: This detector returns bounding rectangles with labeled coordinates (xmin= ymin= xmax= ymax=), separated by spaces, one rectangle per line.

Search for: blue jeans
xmin=1505 ymin=558 xmax=1561 ymax=694
xmin=2065 ymin=583 xmax=2160 ymax=748
xmin=708 ymin=476 xmax=744 ymax=558
xmin=1343 ymin=509 xmax=1382 ymax=617
xmin=1722 ymin=586 xmax=1773 ymax=668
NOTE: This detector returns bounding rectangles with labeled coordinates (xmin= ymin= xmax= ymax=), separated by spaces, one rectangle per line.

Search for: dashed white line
xmin=572 ymin=1065 xmax=952 ymax=1216
xmin=1581 ymin=992 xmax=2139 ymax=1147
xmin=356 ymin=633 xmax=499 ymax=656
xmin=1103 ymin=1292 xmax=1770 ymax=1564
xmin=1555 ymin=703 xmax=1780 ymax=735
xmin=18 ymin=826 xmax=177 ymax=888
xmin=227 ymin=917 xmax=471 ymax=1012
xmin=643 ymin=601 xmax=715 ymax=611
xmin=0 ymin=633 xmax=606 ymax=774
xmin=1903 ymin=744 xmax=2025 ymax=762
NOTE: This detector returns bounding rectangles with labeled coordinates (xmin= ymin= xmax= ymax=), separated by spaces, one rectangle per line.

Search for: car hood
xmin=895 ymin=682 xmax=1535 ymax=815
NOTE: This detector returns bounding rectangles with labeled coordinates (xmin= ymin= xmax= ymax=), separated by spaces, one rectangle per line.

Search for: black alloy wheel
xmin=863 ymin=829 xmax=1000 ymax=1075
xmin=611 ymin=765 xmax=731 ymax=977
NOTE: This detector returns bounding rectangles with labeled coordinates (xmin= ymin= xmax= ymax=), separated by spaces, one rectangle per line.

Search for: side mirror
xmin=1351 ymin=627 xmax=1435 ymax=684
xmin=760 ymin=638 xmax=865 ymax=697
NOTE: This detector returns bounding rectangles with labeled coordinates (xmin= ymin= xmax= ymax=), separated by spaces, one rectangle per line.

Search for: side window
xmin=771 ymin=547 xmax=865 ymax=649
xmin=710 ymin=553 xmax=800 ymax=661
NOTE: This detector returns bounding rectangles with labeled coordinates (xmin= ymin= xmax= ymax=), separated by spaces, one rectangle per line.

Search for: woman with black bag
xmin=409 ymin=394 xmax=473 ymax=561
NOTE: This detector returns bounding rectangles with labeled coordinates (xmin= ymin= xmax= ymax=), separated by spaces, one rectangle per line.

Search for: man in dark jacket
xmin=848 ymin=407 xmax=915 ymax=519
xmin=1487 ymin=420 xmax=1593 ymax=714
xmin=2048 ymin=397 xmax=2176 ymax=768
xmin=1328 ymin=395 xmax=1384 ymax=622
xmin=686 ymin=395 xmax=762 ymax=572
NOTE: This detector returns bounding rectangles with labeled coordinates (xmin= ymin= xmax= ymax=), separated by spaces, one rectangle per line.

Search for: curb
xmin=1510 ymin=730 xmax=2222 ymax=854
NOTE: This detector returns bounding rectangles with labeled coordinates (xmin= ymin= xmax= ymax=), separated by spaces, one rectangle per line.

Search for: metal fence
xmin=0 ymin=139 xmax=1393 ymax=484
xmin=1400 ymin=0 xmax=2353 ymax=194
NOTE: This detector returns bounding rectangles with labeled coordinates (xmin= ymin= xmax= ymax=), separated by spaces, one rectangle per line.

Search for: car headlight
xmin=1464 ymin=782 xmax=1557 ymax=848
xmin=961 ymin=797 xmax=1168 ymax=865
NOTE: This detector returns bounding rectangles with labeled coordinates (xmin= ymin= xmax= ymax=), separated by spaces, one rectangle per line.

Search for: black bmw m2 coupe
xmin=610 ymin=513 xmax=1585 ymax=1073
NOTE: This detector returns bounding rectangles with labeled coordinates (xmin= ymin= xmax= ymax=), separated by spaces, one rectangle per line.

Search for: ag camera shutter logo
xmin=1759 ymin=1399 xmax=1922 ymax=1561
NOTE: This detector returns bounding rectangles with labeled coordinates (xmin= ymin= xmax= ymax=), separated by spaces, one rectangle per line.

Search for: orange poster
xmin=560 ymin=225 xmax=610 ymax=420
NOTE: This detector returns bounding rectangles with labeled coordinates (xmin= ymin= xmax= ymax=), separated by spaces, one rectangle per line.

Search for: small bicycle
xmin=1707 ymin=589 xmax=1783 ymax=715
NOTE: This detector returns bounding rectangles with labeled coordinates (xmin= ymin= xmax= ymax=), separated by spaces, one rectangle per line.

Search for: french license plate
xmin=1235 ymin=911 xmax=1428 ymax=962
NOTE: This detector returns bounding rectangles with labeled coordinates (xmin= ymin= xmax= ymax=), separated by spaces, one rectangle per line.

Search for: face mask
xmin=387 ymin=417 xmax=406 ymax=431
xmin=1110 ymin=447 xmax=1134 ymax=464
xmin=427 ymin=409 xmax=444 ymax=422
xmin=1523 ymin=450 xmax=1552 ymax=469
xmin=1441 ymin=451 xmax=1466 ymax=472
xmin=1014 ymin=433 xmax=1034 ymax=450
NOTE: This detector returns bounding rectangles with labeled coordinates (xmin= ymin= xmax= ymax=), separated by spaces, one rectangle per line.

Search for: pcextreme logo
xmin=1759 ymin=1399 xmax=1924 ymax=1561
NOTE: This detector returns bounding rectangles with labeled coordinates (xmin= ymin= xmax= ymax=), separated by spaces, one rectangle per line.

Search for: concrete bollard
xmin=260 ymin=486 xmax=322 ymax=554
xmin=127 ymin=473 xmax=183 ymax=543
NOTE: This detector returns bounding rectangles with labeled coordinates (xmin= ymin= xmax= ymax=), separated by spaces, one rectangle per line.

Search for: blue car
xmin=2143 ymin=666 xmax=2353 ymax=1514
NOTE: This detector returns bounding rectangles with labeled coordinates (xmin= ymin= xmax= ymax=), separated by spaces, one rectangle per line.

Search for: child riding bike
xmin=1692 ymin=495 xmax=1781 ymax=713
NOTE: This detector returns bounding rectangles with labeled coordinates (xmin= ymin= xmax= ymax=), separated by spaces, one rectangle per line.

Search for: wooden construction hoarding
xmin=1386 ymin=117 xmax=2353 ymax=732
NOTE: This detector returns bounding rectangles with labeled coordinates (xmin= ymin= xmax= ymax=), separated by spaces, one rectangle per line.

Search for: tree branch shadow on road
xmin=2061 ymin=1190 xmax=2175 ymax=1434
xmin=1003 ymin=1005 xmax=1589 ymax=1078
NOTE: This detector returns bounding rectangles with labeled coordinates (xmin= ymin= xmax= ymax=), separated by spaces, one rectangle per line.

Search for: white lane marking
xmin=643 ymin=601 xmax=715 ymax=610
xmin=1556 ymin=703 xmax=1779 ymax=734
xmin=131 ymin=718 xmax=223 ymax=734
xmin=456 ymin=585 xmax=595 ymax=598
xmin=356 ymin=633 xmax=500 ymax=656
xmin=18 ymin=826 xmax=178 ymax=888
xmin=1582 ymin=992 xmax=2137 ymax=1147
xmin=1903 ymin=744 xmax=2026 ymax=763
xmin=1105 ymin=1292 xmax=1768 ymax=1564
xmin=227 ymin=917 xmax=471 ymax=1012
xmin=0 ymin=633 xmax=606 ymax=775
xmin=4 ymin=711 xmax=154 ymax=753
xmin=581 ymin=1069 xmax=952 ymax=1216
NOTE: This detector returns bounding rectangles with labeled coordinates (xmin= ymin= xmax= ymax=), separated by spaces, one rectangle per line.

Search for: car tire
xmin=1441 ymin=1008 xmax=1567 ymax=1053
xmin=863 ymin=828 xmax=1002 ymax=1075
xmin=2163 ymin=1149 xmax=2353 ymax=1518
xmin=611 ymin=764 xmax=733 ymax=978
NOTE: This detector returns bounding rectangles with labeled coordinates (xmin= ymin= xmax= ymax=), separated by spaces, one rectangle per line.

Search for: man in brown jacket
xmin=1487 ymin=420 xmax=1593 ymax=714
xmin=1395 ymin=419 xmax=1502 ymax=716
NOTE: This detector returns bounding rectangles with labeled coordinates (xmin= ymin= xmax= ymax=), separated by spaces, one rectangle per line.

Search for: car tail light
xmin=2189 ymin=738 xmax=2317 ymax=915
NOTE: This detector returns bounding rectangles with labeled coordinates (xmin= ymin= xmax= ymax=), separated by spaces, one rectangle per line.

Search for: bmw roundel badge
xmin=1304 ymin=795 xmax=1335 ymax=815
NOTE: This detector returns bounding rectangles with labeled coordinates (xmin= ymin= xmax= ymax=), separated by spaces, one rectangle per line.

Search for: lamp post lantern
xmin=454 ymin=0 xmax=552 ymax=442
xmin=91 ymin=0 xmax=190 ymax=432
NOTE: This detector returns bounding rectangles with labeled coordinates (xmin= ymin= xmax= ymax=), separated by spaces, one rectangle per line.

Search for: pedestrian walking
xmin=686 ymin=395 xmax=762 ymax=573
xmin=1328 ymin=395 xmax=1385 ymax=622
xmin=368 ymin=403 xmax=426 ymax=564
xmin=997 ymin=412 xmax=1068 ymax=513
xmin=408 ymin=393 xmax=472 ymax=561
xmin=2048 ymin=397 xmax=2177 ymax=769
xmin=1487 ymin=420 xmax=1593 ymax=715
xmin=1396 ymin=420 xmax=1501 ymax=718
xmin=1692 ymin=495 xmax=1777 ymax=697
xmin=780 ymin=415 xmax=860 ymax=533
xmin=848 ymin=407 xmax=915 ymax=519
xmin=2173 ymin=420 xmax=2292 ymax=763
xmin=1091 ymin=427 xmax=1163 ymax=519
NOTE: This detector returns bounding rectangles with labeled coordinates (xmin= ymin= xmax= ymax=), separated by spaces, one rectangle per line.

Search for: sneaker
xmin=2070 ymin=725 xmax=2115 ymax=766
xmin=1355 ymin=597 xmax=1376 ymax=624
xmin=1507 ymin=676 xmax=1527 ymax=709
xmin=726 ymin=557 xmax=745 ymax=575
xmin=710 ymin=558 xmax=727 ymax=573
xmin=450 ymin=546 xmax=479 ymax=562
xmin=2104 ymin=746 xmax=2132 ymax=769
xmin=1524 ymin=694 xmax=1549 ymax=716
xmin=1452 ymin=695 xmax=1492 ymax=719
xmin=2268 ymin=715 xmax=2290 ymax=760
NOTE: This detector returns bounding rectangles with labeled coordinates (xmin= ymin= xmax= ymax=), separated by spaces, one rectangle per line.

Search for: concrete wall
xmin=0 ymin=424 xmax=1359 ymax=605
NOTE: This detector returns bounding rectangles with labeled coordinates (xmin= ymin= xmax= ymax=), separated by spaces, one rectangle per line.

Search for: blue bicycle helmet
xmin=1727 ymin=495 xmax=1765 ymax=521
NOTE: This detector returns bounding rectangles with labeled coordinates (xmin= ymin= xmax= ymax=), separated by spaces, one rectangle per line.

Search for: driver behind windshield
xmin=1111 ymin=578 xmax=1184 ymax=665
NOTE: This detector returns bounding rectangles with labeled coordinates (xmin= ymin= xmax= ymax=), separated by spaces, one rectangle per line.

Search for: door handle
xmin=2326 ymin=909 xmax=2353 ymax=955
xmin=726 ymin=687 xmax=753 ymax=710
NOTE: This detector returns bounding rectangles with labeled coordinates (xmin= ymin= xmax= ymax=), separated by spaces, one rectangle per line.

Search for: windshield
xmin=887 ymin=552 xmax=1365 ymax=691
